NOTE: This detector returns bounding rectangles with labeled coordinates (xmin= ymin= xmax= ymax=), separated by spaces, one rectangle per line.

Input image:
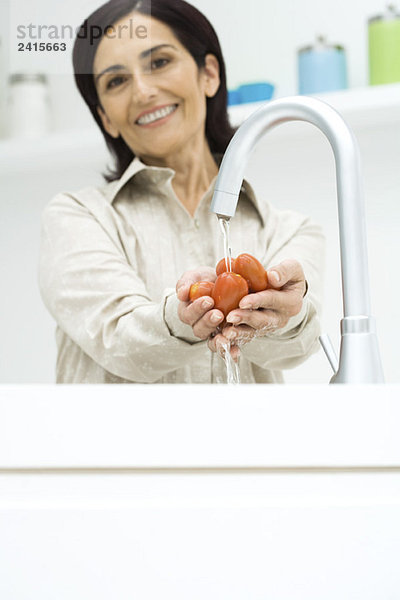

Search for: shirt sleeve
xmin=239 ymin=208 xmax=325 ymax=370
xmin=38 ymin=193 xmax=206 ymax=384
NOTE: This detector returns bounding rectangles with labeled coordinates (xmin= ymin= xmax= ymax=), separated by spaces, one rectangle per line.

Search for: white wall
xmin=195 ymin=0 xmax=385 ymax=94
xmin=0 ymin=0 xmax=389 ymax=136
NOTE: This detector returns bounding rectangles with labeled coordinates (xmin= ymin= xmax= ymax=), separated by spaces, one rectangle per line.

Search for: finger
xmin=207 ymin=332 xmax=229 ymax=355
xmin=192 ymin=308 xmax=225 ymax=340
xmin=176 ymin=281 xmax=192 ymax=302
xmin=238 ymin=289 xmax=281 ymax=311
xmin=236 ymin=278 xmax=304 ymax=315
xmin=226 ymin=310 xmax=283 ymax=332
xmin=178 ymin=296 xmax=214 ymax=327
xmin=229 ymin=344 xmax=241 ymax=363
xmin=267 ymin=258 xmax=305 ymax=289
xmin=222 ymin=324 xmax=257 ymax=344
xmin=207 ymin=334 xmax=241 ymax=363
xmin=229 ymin=296 xmax=298 ymax=326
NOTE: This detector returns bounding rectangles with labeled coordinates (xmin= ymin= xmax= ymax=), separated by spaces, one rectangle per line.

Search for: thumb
xmin=267 ymin=269 xmax=282 ymax=288
xmin=176 ymin=280 xmax=191 ymax=301
xmin=267 ymin=259 xmax=304 ymax=288
xmin=176 ymin=267 xmax=217 ymax=301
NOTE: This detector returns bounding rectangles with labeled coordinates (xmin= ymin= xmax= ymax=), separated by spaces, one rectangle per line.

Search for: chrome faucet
xmin=210 ymin=95 xmax=385 ymax=383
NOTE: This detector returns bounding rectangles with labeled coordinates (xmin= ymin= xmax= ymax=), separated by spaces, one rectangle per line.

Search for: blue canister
xmin=237 ymin=82 xmax=274 ymax=103
xmin=298 ymin=36 xmax=348 ymax=94
xmin=227 ymin=88 xmax=241 ymax=106
xmin=228 ymin=82 xmax=274 ymax=106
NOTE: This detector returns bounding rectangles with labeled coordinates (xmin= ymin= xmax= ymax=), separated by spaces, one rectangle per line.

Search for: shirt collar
xmin=103 ymin=155 xmax=175 ymax=204
xmin=103 ymin=152 xmax=265 ymax=227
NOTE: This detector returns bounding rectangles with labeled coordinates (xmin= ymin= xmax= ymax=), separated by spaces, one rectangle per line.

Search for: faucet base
xmin=330 ymin=316 xmax=385 ymax=384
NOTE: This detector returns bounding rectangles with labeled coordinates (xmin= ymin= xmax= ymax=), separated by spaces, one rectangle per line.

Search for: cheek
xmin=164 ymin=65 xmax=204 ymax=106
xmin=101 ymin=90 xmax=130 ymax=121
xmin=179 ymin=83 xmax=207 ymax=117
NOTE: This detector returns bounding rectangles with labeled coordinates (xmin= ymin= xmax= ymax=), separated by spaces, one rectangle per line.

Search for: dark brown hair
xmin=72 ymin=0 xmax=236 ymax=182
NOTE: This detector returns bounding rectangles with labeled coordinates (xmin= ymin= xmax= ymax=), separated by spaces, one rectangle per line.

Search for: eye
xmin=106 ymin=75 xmax=127 ymax=90
xmin=151 ymin=57 xmax=170 ymax=70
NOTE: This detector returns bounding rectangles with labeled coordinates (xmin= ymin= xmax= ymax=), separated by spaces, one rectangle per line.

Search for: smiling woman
xmin=73 ymin=0 xmax=234 ymax=183
xmin=92 ymin=13 xmax=222 ymax=186
xmin=38 ymin=0 xmax=325 ymax=384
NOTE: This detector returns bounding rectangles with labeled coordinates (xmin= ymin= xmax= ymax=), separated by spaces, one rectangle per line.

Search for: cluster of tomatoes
xmin=189 ymin=253 xmax=269 ymax=317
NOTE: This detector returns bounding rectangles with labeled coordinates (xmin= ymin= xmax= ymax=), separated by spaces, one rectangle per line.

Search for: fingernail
xmin=211 ymin=312 xmax=222 ymax=323
xmin=239 ymin=304 xmax=251 ymax=310
xmin=227 ymin=330 xmax=237 ymax=340
xmin=270 ymin=271 xmax=280 ymax=283
xmin=227 ymin=315 xmax=241 ymax=324
xmin=202 ymin=299 xmax=213 ymax=309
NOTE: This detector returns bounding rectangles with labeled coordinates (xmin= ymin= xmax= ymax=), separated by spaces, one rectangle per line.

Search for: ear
xmin=96 ymin=105 xmax=120 ymax=138
xmin=203 ymin=54 xmax=220 ymax=98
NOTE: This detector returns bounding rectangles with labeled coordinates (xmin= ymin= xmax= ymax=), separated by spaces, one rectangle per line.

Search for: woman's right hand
xmin=176 ymin=267 xmax=225 ymax=341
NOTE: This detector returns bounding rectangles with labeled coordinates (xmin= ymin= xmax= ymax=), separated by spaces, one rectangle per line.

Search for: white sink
xmin=1 ymin=384 xmax=399 ymax=599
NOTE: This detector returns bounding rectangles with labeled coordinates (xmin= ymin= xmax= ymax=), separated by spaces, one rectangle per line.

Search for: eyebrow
xmin=95 ymin=44 xmax=177 ymax=84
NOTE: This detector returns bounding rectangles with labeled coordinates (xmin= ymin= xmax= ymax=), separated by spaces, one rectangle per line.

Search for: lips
xmin=135 ymin=103 xmax=179 ymax=125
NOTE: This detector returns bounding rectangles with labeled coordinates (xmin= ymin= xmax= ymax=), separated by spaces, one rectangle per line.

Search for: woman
xmin=39 ymin=0 xmax=325 ymax=384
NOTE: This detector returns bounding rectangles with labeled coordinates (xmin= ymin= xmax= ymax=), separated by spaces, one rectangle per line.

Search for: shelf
xmin=228 ymin=82 xmax=400 ymax=129
xmin=1 ymin=83 xmax=399 ymax=173
xmin=0 ymin=127 xmax=109 ymax=174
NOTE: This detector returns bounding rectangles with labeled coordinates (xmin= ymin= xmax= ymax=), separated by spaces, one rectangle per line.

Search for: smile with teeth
xmin=136 ymin=104 xmax=178 ymax=125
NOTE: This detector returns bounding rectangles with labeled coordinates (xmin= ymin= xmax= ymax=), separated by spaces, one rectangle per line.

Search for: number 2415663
xmin=18 ymin=42 xmax=67 ymax=51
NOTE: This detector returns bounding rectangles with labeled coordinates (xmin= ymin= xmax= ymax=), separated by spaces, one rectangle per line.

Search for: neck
xmin=139 ymin=138 xmax=219 ymax=217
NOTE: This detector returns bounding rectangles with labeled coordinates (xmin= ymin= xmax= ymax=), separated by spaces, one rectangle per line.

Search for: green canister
xmin=369 ymin=4 xmax=400 ymax=84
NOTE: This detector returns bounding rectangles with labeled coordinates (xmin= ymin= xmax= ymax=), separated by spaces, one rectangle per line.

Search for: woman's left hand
xmin=207 ymin=259 xmax=307 ymax=358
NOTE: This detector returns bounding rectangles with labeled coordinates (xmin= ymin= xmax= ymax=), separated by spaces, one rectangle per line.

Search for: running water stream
xmin=218 ymin=216 xmax=241 ymax=384
xmin=219 ymin=216 xmax=233 ymax=274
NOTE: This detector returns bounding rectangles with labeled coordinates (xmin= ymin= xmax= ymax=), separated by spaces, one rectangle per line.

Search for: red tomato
xmin=216 ymin=257 xmax=236 ymax=275
xmin=189 ymin=281 xmax=215 ymax=302
xmin=233 ymin=253 xmax=268 ymax=292
xmin=211 ymin=272 xmax=249 ymax=317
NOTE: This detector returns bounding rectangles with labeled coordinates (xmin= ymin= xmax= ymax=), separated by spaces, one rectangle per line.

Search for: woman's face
xmin=93 ymin=12 xmax=220 ymax=161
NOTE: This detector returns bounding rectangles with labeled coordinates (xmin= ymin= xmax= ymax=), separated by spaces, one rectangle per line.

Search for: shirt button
xmin=194 ymin=219 xmax=200 ymax=229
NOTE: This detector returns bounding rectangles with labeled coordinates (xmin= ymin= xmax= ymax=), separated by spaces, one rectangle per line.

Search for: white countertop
xmin=1 ymin=385 xmax=400 ymax=600
xmin=1 ymin=384 xmax=399 ymax=470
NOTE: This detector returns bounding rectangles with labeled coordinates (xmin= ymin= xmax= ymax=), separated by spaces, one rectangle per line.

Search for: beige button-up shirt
xmin=38 ymin=154 xmax=325 ymax=384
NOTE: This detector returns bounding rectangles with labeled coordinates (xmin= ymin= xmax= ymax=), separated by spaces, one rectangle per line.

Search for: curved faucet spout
xmin=211 ymin=95 xmax=384 ymax=383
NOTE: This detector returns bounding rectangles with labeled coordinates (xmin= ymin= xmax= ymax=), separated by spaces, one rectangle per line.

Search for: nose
xmin=130 ymin=70 xmax=158 ymax=106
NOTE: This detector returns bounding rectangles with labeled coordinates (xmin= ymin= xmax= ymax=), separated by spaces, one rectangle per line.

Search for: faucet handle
xmin=319 ymin=333 xmax=339 ymax=374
